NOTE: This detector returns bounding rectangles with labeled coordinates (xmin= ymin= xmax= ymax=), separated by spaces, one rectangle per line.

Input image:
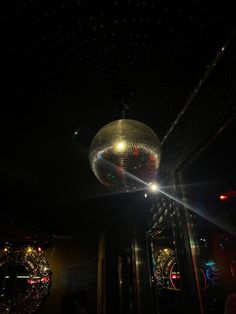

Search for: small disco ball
xmin=89 ymin=119 xmax=161 ymax=192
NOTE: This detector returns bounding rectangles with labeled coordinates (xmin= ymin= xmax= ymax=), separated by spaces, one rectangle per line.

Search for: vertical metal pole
xmin=171 ymin=172 xmax=205 ymax=314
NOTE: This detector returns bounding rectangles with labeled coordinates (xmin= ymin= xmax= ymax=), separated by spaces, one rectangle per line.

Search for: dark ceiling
xmin=1 ymin=1 xmax=236 ymax=234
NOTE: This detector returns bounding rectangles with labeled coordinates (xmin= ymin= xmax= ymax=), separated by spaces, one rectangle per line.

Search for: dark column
xmin=171 ymin=173 xmax=204 ymax=314
xmin=99 ymin=220 xmax=155 ymax=314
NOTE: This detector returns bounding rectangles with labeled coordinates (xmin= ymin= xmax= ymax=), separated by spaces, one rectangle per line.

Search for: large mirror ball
xmin=89 ymin=119 xmax=161 ymax=192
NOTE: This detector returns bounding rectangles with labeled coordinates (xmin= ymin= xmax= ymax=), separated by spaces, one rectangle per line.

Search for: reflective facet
xmin=89 ymin=119 xmax=161 ymax=192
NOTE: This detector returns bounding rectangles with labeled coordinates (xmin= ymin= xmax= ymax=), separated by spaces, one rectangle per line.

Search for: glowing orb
xmin=149 ymin=182 xmax=159 ymax=192
xmin=89 ymin=119 xmax=161 ymax=192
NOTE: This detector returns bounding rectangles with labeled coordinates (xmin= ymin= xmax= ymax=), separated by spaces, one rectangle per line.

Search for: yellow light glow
xmin=4 ymin=248 xmax=8 ymax=252
xmin=114 ymin=141 xmax=127 ymax=152
xmin=149 ymin=182 xmax=159 ymax=192
xmin=27 ymin=247 xmax=33 ymax=253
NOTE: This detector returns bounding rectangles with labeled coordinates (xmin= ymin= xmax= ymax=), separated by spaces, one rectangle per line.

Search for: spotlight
xmin=219 ymin=194 xmax=229 ymax=201
xmin=114 ymin=141 xmax=127 ymax=152
xmin=27 ymin=247 xmax=33 ymax=253
xmin=149 ymin=182 xmax=159 ymax=192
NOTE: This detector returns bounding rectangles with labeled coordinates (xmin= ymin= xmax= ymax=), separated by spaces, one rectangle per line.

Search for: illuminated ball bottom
xmin=89 ymin=119 xmax=161 ymax=192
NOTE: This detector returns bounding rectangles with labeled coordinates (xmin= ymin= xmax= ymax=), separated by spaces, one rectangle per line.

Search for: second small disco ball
xmin=89 ymin=119 xmax=161 ymax=192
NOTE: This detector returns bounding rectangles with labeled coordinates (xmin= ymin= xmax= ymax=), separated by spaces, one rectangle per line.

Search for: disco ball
xmin=89 ymin=119 xmax=161 ymax=192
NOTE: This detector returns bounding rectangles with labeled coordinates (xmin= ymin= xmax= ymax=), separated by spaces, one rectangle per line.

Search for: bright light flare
xmin=114 ymin=141 xmax=127 ymax=152
xmin=149 ymin=182 xmax=159 ymax=192
xmin=27 ymin=247 xmax=33 ymax=253
xmin=219 ymin=194 xmax=229 ymax=201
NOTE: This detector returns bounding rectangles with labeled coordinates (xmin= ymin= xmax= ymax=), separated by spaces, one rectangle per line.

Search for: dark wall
xmin=38 ymin=235 xmax=98 ymax=314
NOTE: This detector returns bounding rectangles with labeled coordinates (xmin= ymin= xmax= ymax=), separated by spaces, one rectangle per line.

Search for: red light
xmin=171 ymin=274 xmax=180 ymax=279
xmin=27 ymin=276 xmax=50 ymax=285
xmin=148 ymin=154 xmax=156 ymax=162
xmin=41 ymin=276 xmax=50 ymax=282
xmin=219 ymin=195 xmax=229 ymax=201
xmin=133 ymin=145 xmax=139 ymax=156
xmin=27 ymin=279 xmax=38 ymax=285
